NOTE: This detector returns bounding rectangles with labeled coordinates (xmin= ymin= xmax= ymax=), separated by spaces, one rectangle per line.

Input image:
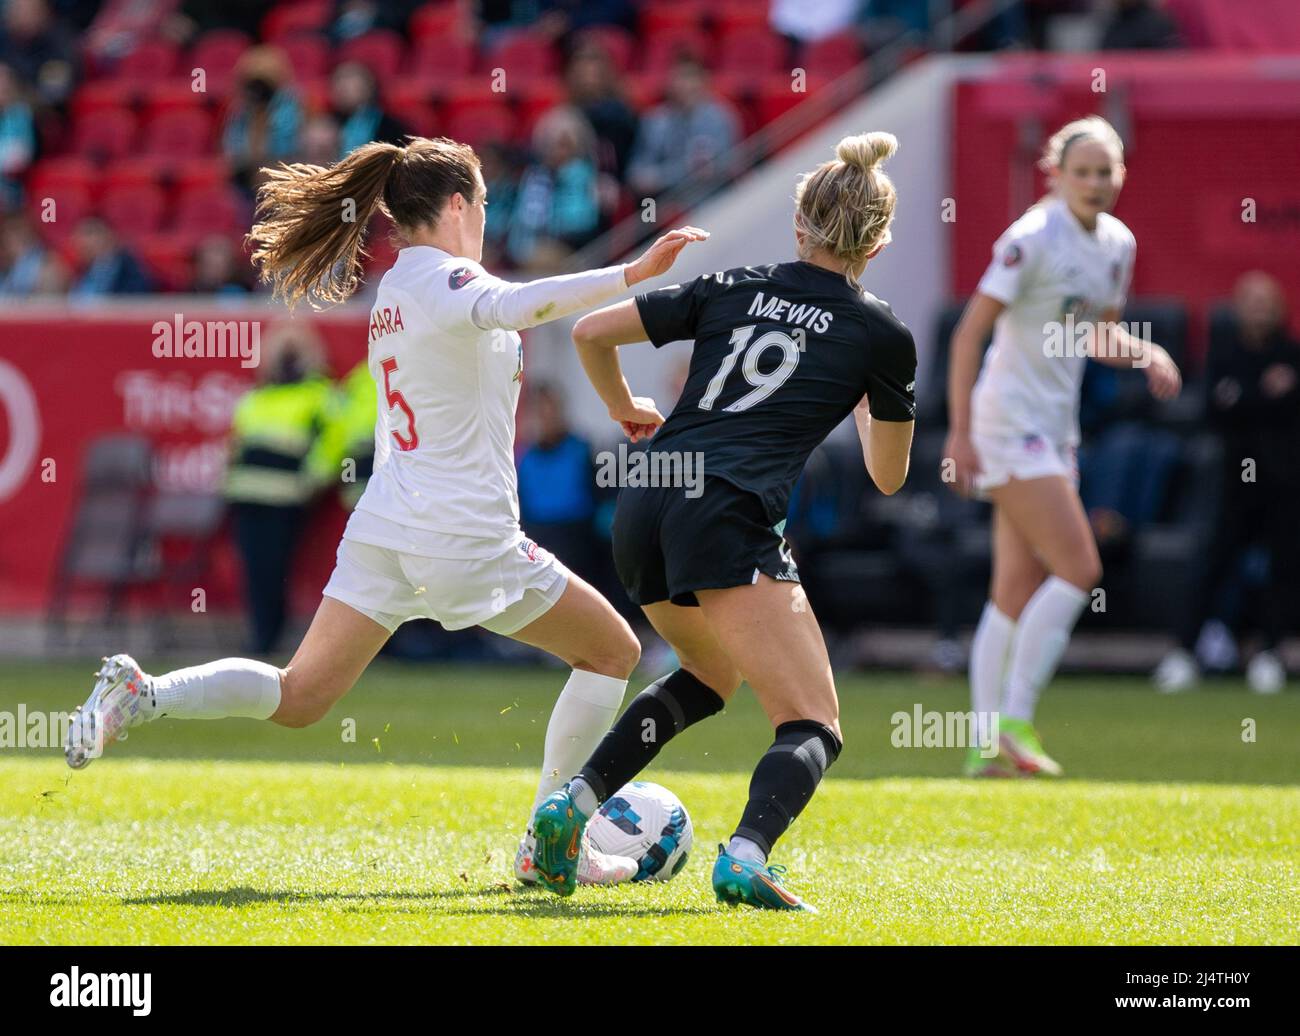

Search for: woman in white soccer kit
xmin=64 ymin=135 xmax=707 ymax=885
xmin=944 ymin=116 xmax=1181 ymax=777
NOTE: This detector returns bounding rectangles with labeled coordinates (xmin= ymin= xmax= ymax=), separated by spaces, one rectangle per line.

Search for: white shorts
xmin=971 ymin=430 xmax=1079 ymax=497
xmin=322 ymin=531 xmax=570 ymax=635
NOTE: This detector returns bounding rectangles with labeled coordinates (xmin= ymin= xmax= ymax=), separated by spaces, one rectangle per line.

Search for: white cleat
xmin=64 ymin=654 xmax=156 ymax=770
xmin=514 ymin=828 xmax=638 ymax=887
xmin=1153 ymin=648 xmax=1199 ymax=694
xmin=1247 ymin=651 xmax=1285 ymax=695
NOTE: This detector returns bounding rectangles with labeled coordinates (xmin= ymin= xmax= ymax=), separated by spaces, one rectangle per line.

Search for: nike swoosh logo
xmin=566 ymin=828 xmax=581 ymax=860
xmin=755 ymin=872 xmax=800 ymax=907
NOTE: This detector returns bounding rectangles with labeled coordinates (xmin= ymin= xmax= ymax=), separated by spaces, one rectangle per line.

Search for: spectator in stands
xmin=0 ymin=210 xmax=67 ymax=295
xmin=506 ymin=106 xmax=600 ymax=270
xmin=328 ymin=60 xmax=408 ymax=159
xmin=1100 ymin=0 xmax=1183 ymax=50
xmin=163 ymin=0 xmax=267 ymax=43
xmin=536 ymin=0 xmax=638 ymax=39
xmin=222 ymin=46 xmax=302 ymax=197
xmin=85 ymin=0 xmax=181 ymax=68
xmin=478 ymin=140 xmax=518 ymax=268
xmin=67 ymin=216 xmax=152 ymax=296
xmin=0 ymin=0 xmax=77 ymax=106
xmin=299 ymin=112 xmax=342 ymax=167
xmin=566 ymin=41 xmax=639 ymax=181
xmin=0 ymin=61 xmax=35 ymax=209
xmin=626 ymin=55 xmax=740 ymax=201
xmin=192 ymin=234 xmax=250 ymax=294
xmin=517 ymin=382 xmax=603 ymax=588
xmin=773 ymin=0 xmax=863 ymax=44
xmin=1154 ymin=272 xmax=1299 ymax=694
xmin=329 ymin=0 xmax=420 ymax=41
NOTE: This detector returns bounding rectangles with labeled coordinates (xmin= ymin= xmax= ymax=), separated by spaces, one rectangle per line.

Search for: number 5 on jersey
xmin=380 ymin=356 xmax=419 ymax=451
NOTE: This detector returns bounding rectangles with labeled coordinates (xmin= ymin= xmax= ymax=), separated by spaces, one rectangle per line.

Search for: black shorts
xmin=611 ymin=476 xmax=800 ymax=607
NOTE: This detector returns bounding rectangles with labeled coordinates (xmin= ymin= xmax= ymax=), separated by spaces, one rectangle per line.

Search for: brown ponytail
xmin=247 ymin=136 xmax=481 ymax=310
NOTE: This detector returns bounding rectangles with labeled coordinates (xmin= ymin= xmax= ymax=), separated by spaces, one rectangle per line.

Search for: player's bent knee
xmin=273 ymin=669 xmax=347 ymax=728
xmin=570 ymin=623 xmax=641 ymax=680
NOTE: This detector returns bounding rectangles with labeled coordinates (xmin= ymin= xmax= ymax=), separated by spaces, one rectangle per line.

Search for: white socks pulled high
xmin=969 ymin=601 xmax=1016 ymax=746
xmin=1002 ymin=577 xmax=1089 ymax=721
xmin=150 ymin=658 xmax=283 ymax=720
xmin=529 ymin=669 xmax=628 ymax=822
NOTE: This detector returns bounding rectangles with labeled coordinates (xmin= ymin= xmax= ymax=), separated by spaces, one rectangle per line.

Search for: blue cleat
xmin=712 ymin=845 xmax=817 ymax=913
xmin=531 ymin=787 xmax=589 ymax=897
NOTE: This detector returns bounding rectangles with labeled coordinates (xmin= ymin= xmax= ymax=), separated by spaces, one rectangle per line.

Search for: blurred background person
xmin=328 ymin=60 xmax=408 ymax=159
xmin=222 ymin=45 xmax=302 ymax=198
xmin=626 ymin=54 xmax=740 ymax=201
xmin=1154 ymin=272 xmax=1300 ymax=694
xmin=0 ymin=209 xmax=67 ymax=294
xmin=565 ymin=40 xmax=639 ymax=182
xmin=191 ymin=234 xmax=250 ymax=295
xmin=0 ymin=61 xmax=36 ymax=210
xmin=0 ymin=0 xmax=77 ymax=108
xmin=506 ymin=106 xmax=600 ymax=271
xmin=298 ymin=112 xmax=342 ymax=167
xmin=224 ymin=323 xmax=336 ymax=654
xmin=68 ymin=216 xmax=151 ymax=296
xmin=1100 ymin=0 xmax=1184 ymax=50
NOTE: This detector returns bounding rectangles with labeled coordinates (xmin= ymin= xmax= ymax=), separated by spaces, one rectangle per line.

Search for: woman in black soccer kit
xmin=531 ymin=133 xmax=916 ymax=910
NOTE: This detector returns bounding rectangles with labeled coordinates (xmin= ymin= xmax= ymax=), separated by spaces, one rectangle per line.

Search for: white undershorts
xmin=322 ymin=527 xmax=569 ymax=635
xmin=971 ymin=429 xmax=1079 ymax=497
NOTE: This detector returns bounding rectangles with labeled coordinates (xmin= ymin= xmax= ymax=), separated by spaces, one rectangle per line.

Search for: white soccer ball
xmin=587 ymin=781 xmax=693 ymax=881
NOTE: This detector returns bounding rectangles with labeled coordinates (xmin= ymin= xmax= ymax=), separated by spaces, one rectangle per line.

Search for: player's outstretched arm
xmin=468 ymin=227 xmax=709 ymax=333
xmin=572 ymin=300 xmax=664 ymax=442
xmin=1089 ymin=307 xmax=1182 ymax=400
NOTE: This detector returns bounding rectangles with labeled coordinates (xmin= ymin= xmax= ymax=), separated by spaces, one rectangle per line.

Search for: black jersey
xmin=634 ymin=260 xmax=917 ymax=524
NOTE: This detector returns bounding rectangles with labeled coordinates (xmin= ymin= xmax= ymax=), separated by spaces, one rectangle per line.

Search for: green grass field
xmin=1 ymin=660 xmax=1297 ymax=944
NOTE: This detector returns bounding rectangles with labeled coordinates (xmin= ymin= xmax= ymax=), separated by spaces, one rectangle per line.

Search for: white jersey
xmin=345 ymin=244 xmax=627 ymax=559
xmin=971 ymin=197 xmax=1135 ymax=447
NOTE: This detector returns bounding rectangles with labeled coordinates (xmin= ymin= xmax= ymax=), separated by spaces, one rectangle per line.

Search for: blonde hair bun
xmin=836 ymin=132 xmax=898 ymax=172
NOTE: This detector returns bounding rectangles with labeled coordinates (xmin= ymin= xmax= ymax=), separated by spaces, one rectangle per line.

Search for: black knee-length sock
xmin=732 ymin=720 xmax=842 ymax=859
xmin=574 ymin=669 xmax=725 ymax=805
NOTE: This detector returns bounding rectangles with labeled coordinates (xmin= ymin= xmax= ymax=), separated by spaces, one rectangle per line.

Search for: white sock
xmin=1003 ymin=577 xmax=1089 ymax=722
xmin=150 ymin=658 xmax=283 ymax=720
xmin=528 ymin=669 xmax=627 ymax=826
xmin=726 ymin=835 xmax=766 ymax=865
xmin=970 ymin=601 xmax=1015 ymax=746
xmin=568 ymin=775 xmax=599 ymax=817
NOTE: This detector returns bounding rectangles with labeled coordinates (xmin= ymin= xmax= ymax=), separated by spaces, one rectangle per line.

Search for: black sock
xmin=576 ymin=669 xmax=725 ymax=802
xmin=733 ymin=720 xmax=842 ymax=858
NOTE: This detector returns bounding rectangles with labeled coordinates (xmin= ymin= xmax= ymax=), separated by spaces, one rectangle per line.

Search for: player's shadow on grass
xmin=124 ymin=886 xmax=710 ymax=917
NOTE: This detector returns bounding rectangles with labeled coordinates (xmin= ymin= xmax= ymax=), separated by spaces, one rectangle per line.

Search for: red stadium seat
xmin=70 ymin=79 xmax=138 ymax=118
xmin=516 ymin=80 xmax=567 ymax=140
xmin=756 ymin=75 xmax=814 ymax=127
xmin=717 ymin=29 xmax=787 ymax=89
xmin=100 ymin=183 xmax=167 ymax=242
xmin=444 ymin=102 xmax=516 ymax=148
xmin=337 ymin=30 xmax=405 ymax=80
xmin=137 ymin=233 xmax=196 ymax=291
xmin=25 ymin=157 xmax=98 ymax=201
xmin=30 ymin=185 xmax=92 ymax=243
xmin=799 ymin=32 xmax=864 ymax=81
xmin=640 ymin=28 xmax=710 ymax=76
xmin=172 ymin=157 xmax=232 ymax=194
xmin=713 ymin=1 xmax=772 ymax=35
xmin=296 ymin=76 xmax=330 ymax=113
xmin=572 ymin=27 xmax=635 ymax=73
xmin=483 ymin=30 xmax=558 ymax=86
xmin=141 ymin=81 xmax=209 ymax=114
xmin=386 ymin=98 xmax=438 ymax=138
xmin=407 ymin=36 xmax=475 ymax=88
xmin=174 ymin=184 xmax=248 ymax=238
xmin=111 ymin=38 xmax=181 ymax=84
xmin=409 ymin=2 xmax=471 ymax=43
xmin=261 ymin=0 xmax=331 ymax=43
xmin=188 ymin=29 xmax=253 ymax=96
xmin=280 ymin=34 xmax=332 ymax=81
xmin=71 ymin=108 xmax=138 ymax=161
xmin=100 ymin=158 xmax=162 ymax=194
xmin=640 ymin=3 xmax=707 ymax=35
xmin=141 ymin=108 xmax=215 ymax=159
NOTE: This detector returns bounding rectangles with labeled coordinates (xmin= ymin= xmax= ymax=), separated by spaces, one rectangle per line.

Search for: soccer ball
xmin=587 ymin=781 xmax=692 ymax=881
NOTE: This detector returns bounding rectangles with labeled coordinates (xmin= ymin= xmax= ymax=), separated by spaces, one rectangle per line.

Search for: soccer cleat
xmin=65 ymin=654 xmax=156 ymax=770
xmin=531 ymin=787 xmax=590 ymax=897
xmin=514 ymin=828 xmax=636 ymax=888
xmin=712 ymin=845 xmax=816 ymax=913
xmin=998 ymin=717 xmax=1063 ymax=776
xmin=962 ymin=744 xmax=1017 ymax=778
xmin=1247 ymin=651 xmax=1285 ymax=695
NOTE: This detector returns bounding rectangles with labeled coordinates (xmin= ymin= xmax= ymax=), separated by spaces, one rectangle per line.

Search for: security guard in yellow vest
xmin=225 ymin=326 xmax=335 ymax=653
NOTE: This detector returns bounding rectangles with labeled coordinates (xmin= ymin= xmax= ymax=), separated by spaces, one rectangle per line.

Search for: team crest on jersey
xmin=516 ymin=538 xmax=543 ymax=563
xmin=1003 ymin=244 xmax=1023 ymax=268
xmin=448 ymin=266 xmax=477 ymax=290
